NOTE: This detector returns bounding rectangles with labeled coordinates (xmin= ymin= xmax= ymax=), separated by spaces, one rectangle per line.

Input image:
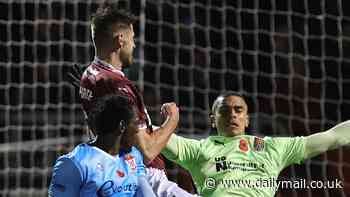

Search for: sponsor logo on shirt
xmin=124 ymin=154 xmax=136 ymax=172
xmin=214 ymin=156 xmax=264 ymax=172
xmin=97 ymin=181 xmax=137 ymax=196
xmin=253 ymin=137 xmax=265 ymax=152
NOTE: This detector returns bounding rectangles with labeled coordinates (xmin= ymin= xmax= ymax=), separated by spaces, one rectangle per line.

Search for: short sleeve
xmin=161 ymin=134 xmax=201 ymax=170
xmin=48 ymin=157 xmax=82 ymax=197
xmin=270 ymin=136 xmax=306 ymax=168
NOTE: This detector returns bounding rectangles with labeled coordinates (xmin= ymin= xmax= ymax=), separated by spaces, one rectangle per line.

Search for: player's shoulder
xmin=57 ymin=144 xmax=96 ymax=168
xmin=53 ymin=144 xmax=90 ymax=173
xmin=84 ymin=62 xmax=125 ymax=82
xmin=128 ymin=146 xmax=144 ymax=161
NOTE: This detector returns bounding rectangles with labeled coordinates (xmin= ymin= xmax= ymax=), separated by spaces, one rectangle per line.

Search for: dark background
xmin=0 ymin=0 xmax=350 ymax=196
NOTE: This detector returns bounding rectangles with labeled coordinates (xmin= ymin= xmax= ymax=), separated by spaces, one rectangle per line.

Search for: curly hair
xmin=87 ymin=94 xmax=134 ymax=136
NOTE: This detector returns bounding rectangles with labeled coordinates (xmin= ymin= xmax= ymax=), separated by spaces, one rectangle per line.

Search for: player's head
xmin=91 ymin=3 xmax=136 ymax=66
xmin=87 ymin=94 xmax=137 ymax=138
xmin=210 ymin=92 xmax=249 ymax=137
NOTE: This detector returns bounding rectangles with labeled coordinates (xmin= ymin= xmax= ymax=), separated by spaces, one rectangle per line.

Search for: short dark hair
xmin=211 ymin=91 xmax=246 ymax=114
xmin=91 ymin=3 xmax=136 ymax=48
xmin=87 ymin=94 xmax=134 ymax=136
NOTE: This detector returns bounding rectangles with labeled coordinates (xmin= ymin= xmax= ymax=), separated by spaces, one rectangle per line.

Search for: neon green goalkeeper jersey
xmin=162 ymin=134 xmax=306 ymax=197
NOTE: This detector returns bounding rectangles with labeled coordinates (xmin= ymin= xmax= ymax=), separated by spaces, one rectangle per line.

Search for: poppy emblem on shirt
xmin=253 ymin=137 xmax=265 ymax=152
xmin=125 ymin=154 xmax=137 ymax=171
xmin=116 ymin=169 xmax=125 ymax=177
xmin=239 ymin=139 xmax=249 ymax=152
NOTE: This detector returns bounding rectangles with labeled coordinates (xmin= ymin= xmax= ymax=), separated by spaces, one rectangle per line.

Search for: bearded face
xmin=120 ymin=46 xmax=133 ymax=66
xmin=119 ymin=25 xmax=135 ymax=67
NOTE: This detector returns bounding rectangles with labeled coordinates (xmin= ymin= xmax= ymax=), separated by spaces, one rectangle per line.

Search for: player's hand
xmin=67 ymin=63 xmax=87 ymax=88
xmin=160 ymin=102 xmax=179 ymax=123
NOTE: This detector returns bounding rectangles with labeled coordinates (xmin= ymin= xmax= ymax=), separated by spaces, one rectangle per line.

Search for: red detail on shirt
xmin=239 ymin=139 xmax=249 ymax=152
xmin=116 ymin=170 xmax=125 ymax=177
xmin=124 ymin=154 xmax=134 ymax=161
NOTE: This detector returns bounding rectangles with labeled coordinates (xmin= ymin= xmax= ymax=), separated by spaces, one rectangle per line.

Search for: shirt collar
xmin=93 ymin=56 xmax=125 ymax=77
xmin=210 ymin=134 xmax=249 ymax=144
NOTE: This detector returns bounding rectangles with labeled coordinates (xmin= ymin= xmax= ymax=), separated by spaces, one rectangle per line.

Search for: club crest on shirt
xmin=86 ymin=67 xmax=98 ymax=81
xmin=124 ymin=154 xmax=136 ymax=171
xmin=253 ymin=137 xmax=265 ymax=151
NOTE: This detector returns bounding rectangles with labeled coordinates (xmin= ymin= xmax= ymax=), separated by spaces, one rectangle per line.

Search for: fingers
xmin=73 ymin=63 xmax=87 ymax=75
xmin=67 ymin=73 xmax=80 ymax=88
xmin=72 ymin=64 xmax=82 ymax=77
xmin=67 ymin=64 xmax=87 ymax=89
xmin=160 ymin=102 xmax=179 ymax=117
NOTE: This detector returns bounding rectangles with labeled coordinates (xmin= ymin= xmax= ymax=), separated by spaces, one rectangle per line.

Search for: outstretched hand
xmin=67 ymin=64 xmax=87 ymax=88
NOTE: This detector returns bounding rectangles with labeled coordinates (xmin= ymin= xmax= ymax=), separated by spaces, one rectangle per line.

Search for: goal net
xmin=1 ymin=0 xmax=350 ymax=196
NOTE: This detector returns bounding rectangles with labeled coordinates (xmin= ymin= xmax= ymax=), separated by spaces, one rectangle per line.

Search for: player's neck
xmin=91 ymin=134 xmax=121 ymax=155
xmin=96 ymin=52 xmax=123 ymax=70
xmin=218 ymin=131 xmax=246 ymax=138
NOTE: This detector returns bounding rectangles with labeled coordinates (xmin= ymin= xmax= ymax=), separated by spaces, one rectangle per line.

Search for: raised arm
xmin=305 ymin=120 xmax=350 ymax=159
xmin=135 ymin=102 xmax=179 ymax=163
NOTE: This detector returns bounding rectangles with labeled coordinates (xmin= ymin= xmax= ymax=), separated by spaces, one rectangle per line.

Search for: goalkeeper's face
xmin=213 ymin=95 xmax=249 ymax=137
xmin=119 ymin=24 xmax=135 ymax=67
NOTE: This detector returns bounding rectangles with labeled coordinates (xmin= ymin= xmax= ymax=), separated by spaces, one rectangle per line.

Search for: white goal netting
xmin=1 ymin=0 xmax=350 ymax=196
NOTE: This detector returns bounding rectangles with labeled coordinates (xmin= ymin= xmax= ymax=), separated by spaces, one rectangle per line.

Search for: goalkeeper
xmin=160 ymin=92 xmax=350 ymax=196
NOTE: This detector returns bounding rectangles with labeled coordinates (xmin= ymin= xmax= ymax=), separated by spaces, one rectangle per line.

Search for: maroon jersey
xmin=79 ymin=57 xmax=165 ymax=169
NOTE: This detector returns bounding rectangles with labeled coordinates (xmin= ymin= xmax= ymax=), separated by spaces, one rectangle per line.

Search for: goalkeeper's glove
xmin=67 ymin=63 xmax=87 ymax=89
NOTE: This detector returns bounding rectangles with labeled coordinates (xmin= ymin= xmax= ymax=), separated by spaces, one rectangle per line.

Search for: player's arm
xmin=48 ymin=157 xmax=82 ymax=197
xmin=305 ymin=120 xmax=350 ymax=159
xmin=135 ymin=102 xmax=179 ymax=163
xmin=161 ymin=133 xmax=200 ymax=170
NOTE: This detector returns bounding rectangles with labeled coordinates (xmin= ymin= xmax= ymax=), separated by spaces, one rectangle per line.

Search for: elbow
xmin=335 ymin=135 xmax=350 ymax=147
xmin=329 ymin=129 xmax=350 ymax=148
xmin=136 ymin=143 xmax=158 ymax=163
xmin=143 ymin=151 xmax=158 ymax=164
